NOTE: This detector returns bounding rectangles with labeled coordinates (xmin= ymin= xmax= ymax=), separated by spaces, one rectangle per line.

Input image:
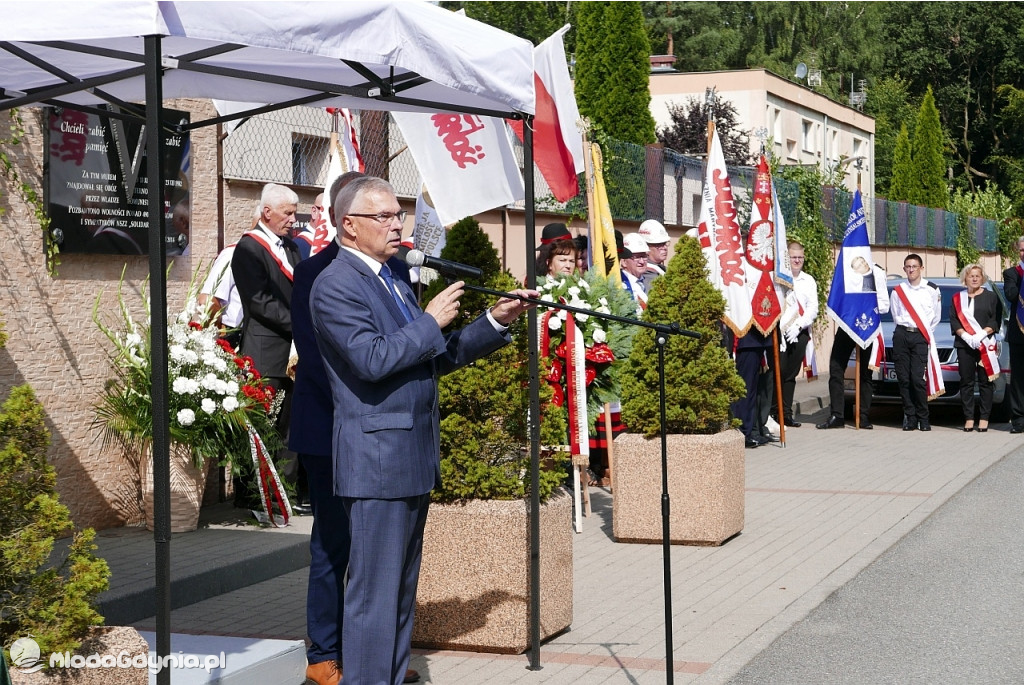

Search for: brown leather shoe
xmin=404 ymin=668 xmax=421 ymax=683
xmin=305 ymin=660 xmax=341 ymax=685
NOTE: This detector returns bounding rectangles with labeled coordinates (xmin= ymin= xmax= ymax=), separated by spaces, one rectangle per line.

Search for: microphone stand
xmin=461 ymin=280 xmax=697 ymax=683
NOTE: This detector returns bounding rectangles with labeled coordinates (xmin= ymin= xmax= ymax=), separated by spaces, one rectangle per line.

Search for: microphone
xmin=404 ymin=249 xmax=482 ymax=280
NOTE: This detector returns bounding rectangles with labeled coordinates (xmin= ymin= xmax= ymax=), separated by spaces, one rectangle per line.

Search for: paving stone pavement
xmin=113 ymin=375 xmax=1024 ymax=684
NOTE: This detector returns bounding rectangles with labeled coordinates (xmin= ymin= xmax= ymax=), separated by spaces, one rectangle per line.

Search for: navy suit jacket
xmin=1003 ymin=265 xmax=1024 ymax=346
xmin=310 ymin=247 xmax=509 ymax=499
xmin=289 ymin=241 xmax=411 ymax=458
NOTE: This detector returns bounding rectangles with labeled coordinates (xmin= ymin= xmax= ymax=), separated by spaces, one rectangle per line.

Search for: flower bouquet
xmin=537 ymin=270 xmax=639 ymax=432
xmin=93 ymin=272 xmax=283 ymax=530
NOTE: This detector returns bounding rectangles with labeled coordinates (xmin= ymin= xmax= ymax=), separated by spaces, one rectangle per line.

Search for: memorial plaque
xmin=45 ymin=105 xmax=191 ymax=256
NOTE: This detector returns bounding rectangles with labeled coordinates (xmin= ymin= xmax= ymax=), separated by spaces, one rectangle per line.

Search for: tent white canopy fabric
xmin=0 ymin=2 xmax=545 ymax=679
xmin=0 ymin=1 xmax=535 ymax=117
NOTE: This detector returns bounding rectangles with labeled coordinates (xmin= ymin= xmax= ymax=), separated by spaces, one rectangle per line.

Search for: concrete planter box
xmin=613 ymin=430 xmax=745 ymax=545
xmin=412 ymin=490 xmax=573 ymax=654
xmin=13 ymin=626 xmax=148 ymax=685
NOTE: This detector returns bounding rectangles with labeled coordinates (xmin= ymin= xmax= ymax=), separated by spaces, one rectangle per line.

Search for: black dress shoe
xmin=918 ymin=421 xmax=931 ymax=432
xmin=816 ymin=415 xmax=845 ymax=430
xmin=760 ymin=433 xmax=780 ymax=443
xmin=404 ymin=668 xmax=421 ymax=683
xmin=744 ymin=438 xmax=759 ymax=449
xmin=1011 ymin=425 xmax=1024 ymax=434
xmin=783 ymin=418 xmax=801 ymax=428
xmin=902 ymin=417 xmax=916 ymax=431
xmin=291 ymin=502 xmax=313 ymax=516
xmin=859 ymin=422 xmax=874 ymax=430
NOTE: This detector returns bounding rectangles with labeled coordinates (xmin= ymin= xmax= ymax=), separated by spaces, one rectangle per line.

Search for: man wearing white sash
xmin=891 ymin=253 xmax=943 ymax=431
xmin=950 ymin=263 xmax=1002 ymax=432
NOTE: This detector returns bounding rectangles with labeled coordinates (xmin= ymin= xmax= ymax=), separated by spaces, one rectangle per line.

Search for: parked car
xmin=844 ymin=276 xmax=1011 ymax=419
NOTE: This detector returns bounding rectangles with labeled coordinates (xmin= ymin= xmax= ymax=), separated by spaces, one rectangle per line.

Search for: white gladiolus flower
xmin=597 ymin=305 xmax=611 ymax=315
xmin=567 ymin=286 xmax=580 ymax=297
xmin=222 ymin=396 xmax=239 ymax=412
xmin=547 ymin=316 xmax=562 ymax=331
xmin=540 ymin=293 xmax=554 ymax=303
xmin=593 ymin=328 xmax=607 ymax=343
xmin=579 ymin=279 xmax=591 ymax=291
xmin=576 ymin=312 xmax=589 ymax=322
xmin=201 ymin=398 xmax=217 ymax=414
xmin=177 ymin=408 xmax=195 ymax=426
xmin=125 ymin=333 xmax=142 ymax=348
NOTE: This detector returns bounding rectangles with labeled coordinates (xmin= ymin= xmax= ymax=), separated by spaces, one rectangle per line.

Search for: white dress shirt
xmin=782 ymin=270 xmax=818 ymax=333
xmin=891 ymin=278 xmax=941 ymax=332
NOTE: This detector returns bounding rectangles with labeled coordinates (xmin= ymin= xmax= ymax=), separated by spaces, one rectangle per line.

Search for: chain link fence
xmin=222 ymin=106 xmax=998 ymax=250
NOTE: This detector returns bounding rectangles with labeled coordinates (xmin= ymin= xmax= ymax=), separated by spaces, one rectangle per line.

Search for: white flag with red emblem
xmin=393 ymin=111 xmax=525 ymax=227
xmin=745 ymin=155 xmax=782 ymax=334
xmin=695 ymin=128 xmax=752 ymax=336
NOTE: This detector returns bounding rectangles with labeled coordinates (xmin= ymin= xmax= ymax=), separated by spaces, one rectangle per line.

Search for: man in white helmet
xmin=638 ymin=219 xmax=670 ymax=290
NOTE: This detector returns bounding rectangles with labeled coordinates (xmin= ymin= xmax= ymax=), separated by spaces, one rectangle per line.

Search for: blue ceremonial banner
xmin=825 ymin=190 xmax=880 ymax=348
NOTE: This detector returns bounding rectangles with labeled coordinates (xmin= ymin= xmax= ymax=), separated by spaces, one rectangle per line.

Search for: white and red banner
xmin=696 ymin=128 xmax=752 ymax=336
xmin=508 ymin=24 xmax=584 ymax=202
xmin=393 ymin=110 xmax=525 ymax=227
xmin=317 ymin=108 xmax=364 ymax=255
xmin=745 ymin=156 xmax=782 ymax=334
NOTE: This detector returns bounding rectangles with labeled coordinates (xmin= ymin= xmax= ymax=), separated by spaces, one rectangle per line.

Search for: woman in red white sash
xmin=950 ymin=264 xmax=1003 ymax=432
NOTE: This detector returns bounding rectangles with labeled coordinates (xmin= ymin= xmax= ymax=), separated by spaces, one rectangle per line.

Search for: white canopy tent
xmin=0 ymin=2 xmax=547 ymax=678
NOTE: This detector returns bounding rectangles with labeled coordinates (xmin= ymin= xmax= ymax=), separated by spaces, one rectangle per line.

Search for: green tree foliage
xmin=993 ymin=84 xmax=1024 ymax=218
xmin=865 ymin=76 xmax=916 ymax=194
xmin=575 ymin=2 xmax=657 ymax=146
xmin=439 ymin=1 xmax=567 ymax=47
xmin=420 ymin=216 xmax=502 ymax=323
xmin=909 ymin=86 xmax=948 ymax=210
xmin=642 ymin=2 xmax=745 ymax=72
xmin=889 ymin=123 xmax=913 ymax=203
xmin=0 ymin=386 xmax=110 ymax=661
xmin=620 ymin=238 xmax=745 ymax=437
xmin=435 ymin=269 xmax=569 ymax=504
xmin=950 ymin=185 xmax=1015 ymax=268
xmin=879 ymin=2 xmax=1024 ymax=194
xmin=656 ymin=96 xmax=752 ymax=166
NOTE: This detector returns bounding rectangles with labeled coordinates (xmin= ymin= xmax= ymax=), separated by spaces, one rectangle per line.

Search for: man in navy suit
xmin=231 ymin=183 xmax=303 ymax=510
xmin=290 ymin=172 xmax=416 ymax=685
xmin=310 ymin=176 xmax=536 ymax=685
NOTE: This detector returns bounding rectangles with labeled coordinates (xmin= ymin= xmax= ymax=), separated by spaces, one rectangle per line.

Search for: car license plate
xmin=884 ymin=365 xmax=897 ymax=381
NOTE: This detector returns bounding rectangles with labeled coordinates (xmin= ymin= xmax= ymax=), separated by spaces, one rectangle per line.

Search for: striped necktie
xmin=380 ymin=263 xmax=413 ymax=323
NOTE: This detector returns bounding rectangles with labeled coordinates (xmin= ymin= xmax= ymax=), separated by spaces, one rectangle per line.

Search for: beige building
xmin=649 ymin=68 xmax=876 ymax=196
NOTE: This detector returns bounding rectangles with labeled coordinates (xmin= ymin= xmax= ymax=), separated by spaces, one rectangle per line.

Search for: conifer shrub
xmin=620 ymin=237 xmax=745 ymax=437
xmin=0 ymin=385 xmax=110 ymax=663
xmin=426 ymin=217 xmax=568 ymax=504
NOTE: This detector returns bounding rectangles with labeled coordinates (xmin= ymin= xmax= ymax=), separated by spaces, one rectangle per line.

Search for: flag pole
xmin=855 ymin=348 xmax=861 ymax=429
xmin=773 ymin=328 xmax=786 ymax=445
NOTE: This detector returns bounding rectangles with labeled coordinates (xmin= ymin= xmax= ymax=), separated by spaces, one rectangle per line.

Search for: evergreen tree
xmin=865 ymin=76 xmax=916 ymax=194
xmin=620 ymin=237 xmax=745 ymax=436
xmin=889 ymin=123 xmax=913 ymax=202
xmin=420 ymin=216 xmax=503 ymax=326
xmin=657 ymin=95 xmax=752 ymax=166
xmin=575 ymin=2 xmax=657 ymax=146
xmin=910 ymin=86 xmax=948 ymax=209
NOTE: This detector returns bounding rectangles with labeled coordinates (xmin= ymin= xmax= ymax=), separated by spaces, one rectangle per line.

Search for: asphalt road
xmin=728 ymin=442 xmax=1024 ymax=684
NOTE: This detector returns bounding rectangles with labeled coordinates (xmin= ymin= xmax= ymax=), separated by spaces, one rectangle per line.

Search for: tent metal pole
xmin=144 ymin=34 xmax=172 ymax=685
xmin=523 ymin=118 xmax=542 ymax=671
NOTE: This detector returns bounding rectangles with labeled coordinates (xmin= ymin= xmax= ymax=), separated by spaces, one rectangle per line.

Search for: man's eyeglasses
xmin=904 ymin=265 xmax=920 ymax=271
xmin=348 ymin=211 xmax=407 ymax=225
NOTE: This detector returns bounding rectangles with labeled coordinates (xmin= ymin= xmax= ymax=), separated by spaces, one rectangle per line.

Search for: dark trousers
xmin=732 ymin=348 xmax=764 ymax=440
xmin=775 ymin=330 xmax=809 ymax=422
xmin=893 ymin=326 xmax=929 ymax=422
xmin=828 ymin=328 xmax=873 ymax=422
xmin=957 ymin=347 xmax=995 ymax=421
xmin=1008 ymin=343 xmax=1024 ymax=427
xmin=302 ymin=454 xmax=350 ymax=665
xmin=342 ymin=494 xmax=429 ymax=685
xmin=757 ymin=349 xmax=775 ymax=435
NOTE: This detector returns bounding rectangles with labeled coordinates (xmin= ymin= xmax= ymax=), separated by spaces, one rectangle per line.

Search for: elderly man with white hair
xmin=621 ymin=232 xmax=650 ymax=309
xmin=638 ymin=219 xmax=670 ymax=289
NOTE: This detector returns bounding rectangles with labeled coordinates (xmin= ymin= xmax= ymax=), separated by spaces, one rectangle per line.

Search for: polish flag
xmin=509 ymin=25 xmax=584 ymax=202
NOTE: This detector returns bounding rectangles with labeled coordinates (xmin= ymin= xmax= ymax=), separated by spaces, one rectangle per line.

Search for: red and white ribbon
xmin=953 ymin=291 xmax=1000 ymax=381
xmin=248 ymin=425 xmax=291 ymax=527
xmin=893 ymin=285 xmax=945 ymax=400
xmin=245 ymin=229 xmax=294 ymax=282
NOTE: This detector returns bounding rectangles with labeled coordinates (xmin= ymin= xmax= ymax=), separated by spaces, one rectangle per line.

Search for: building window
xmin=801 ymin=120 xmax=814 ymax=153
xmin=291 ymin=133 xmax=328 ymax=186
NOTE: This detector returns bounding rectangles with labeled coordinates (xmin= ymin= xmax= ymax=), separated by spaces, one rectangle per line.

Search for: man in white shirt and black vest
xmin=890 ymin=253 xmax=941 ymax=431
